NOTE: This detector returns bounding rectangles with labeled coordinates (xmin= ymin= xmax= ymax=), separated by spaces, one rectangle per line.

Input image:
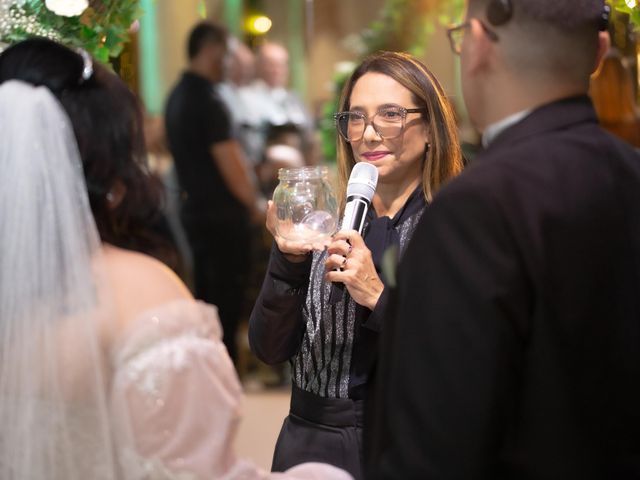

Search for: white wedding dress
xmin=110 ymin=298 xmax=350 ymax=480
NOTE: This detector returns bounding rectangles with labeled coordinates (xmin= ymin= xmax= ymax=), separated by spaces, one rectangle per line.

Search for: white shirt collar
xmin=481 ymin=109 xmax=531 ymax=148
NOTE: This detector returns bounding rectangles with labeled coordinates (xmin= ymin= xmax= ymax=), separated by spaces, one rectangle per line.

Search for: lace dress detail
xmin=110 ymin=299 xmax=352 ymax=480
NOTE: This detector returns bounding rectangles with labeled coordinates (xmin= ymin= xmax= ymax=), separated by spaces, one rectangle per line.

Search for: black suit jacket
xmin=368 ymin=96 xmax=640 ymax=479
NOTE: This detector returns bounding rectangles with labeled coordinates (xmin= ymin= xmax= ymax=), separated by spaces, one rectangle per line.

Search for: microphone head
xmin=347 ymin=162 xmax=378 ymax=201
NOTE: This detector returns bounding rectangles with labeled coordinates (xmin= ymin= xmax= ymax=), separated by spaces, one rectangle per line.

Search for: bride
xmin=0 ymin=38 xmax=350 ymax=480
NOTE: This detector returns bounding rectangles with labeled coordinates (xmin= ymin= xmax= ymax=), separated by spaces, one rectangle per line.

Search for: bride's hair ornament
xmin=76 ymin=47 xmax=93 ymax=83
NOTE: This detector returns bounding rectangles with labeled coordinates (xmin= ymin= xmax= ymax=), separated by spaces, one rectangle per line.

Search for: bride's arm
xmin=110 ymin=326 xmax=244 ymax=479
xmin=109 ymin=304 xmax=352 ymax=480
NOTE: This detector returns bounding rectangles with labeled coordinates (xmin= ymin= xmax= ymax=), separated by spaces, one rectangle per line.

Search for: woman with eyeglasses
xmin=249 ymin=51 xmax=464 ymax=479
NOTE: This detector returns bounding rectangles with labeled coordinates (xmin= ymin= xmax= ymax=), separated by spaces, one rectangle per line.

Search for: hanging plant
xmin=360 ymin=0 xmax=463 ymax=57
xmin=0 ymin=0 xmax=142 ymax=64
xmin=610 ymin=0 xmax=640 ymax=28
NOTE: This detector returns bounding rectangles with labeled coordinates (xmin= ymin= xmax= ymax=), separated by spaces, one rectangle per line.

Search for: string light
xmin=246 ymin=14 xmax=272 ymax=35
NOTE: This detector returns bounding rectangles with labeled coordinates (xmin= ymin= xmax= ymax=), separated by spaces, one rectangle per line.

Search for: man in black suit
xmin=368 ymin=0 xmax=640 ymax=478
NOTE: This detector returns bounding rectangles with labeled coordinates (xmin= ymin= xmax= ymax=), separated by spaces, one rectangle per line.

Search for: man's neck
xmin=482 ymin=109 xmax=531 ymax=148
xmin=188 ymin=62 xmax=220 ymax=84
xmin=477 ymin=74 xmax=588 ymax=133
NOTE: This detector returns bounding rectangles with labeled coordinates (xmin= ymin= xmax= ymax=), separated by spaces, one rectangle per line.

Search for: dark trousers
xmin=272 ymin=385 xmax=364 ymax=479
xmin=181 ymin=215 xmax=250 ymax=364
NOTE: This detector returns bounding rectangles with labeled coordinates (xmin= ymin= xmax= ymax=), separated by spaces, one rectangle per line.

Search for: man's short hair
xmin=187 ymin=21 xmax=227 ymax=60
xmin=470 ymin=0 xmax=604 ymax=29
xmin=470 ymin=0 xmax=604 ymax=82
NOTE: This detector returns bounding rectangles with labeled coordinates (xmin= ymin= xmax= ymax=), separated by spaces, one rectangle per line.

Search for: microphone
xmin=340 ymin=162 xmax=379 ymax=234
xmin=329 ymin=162 xmax=378 ymax=304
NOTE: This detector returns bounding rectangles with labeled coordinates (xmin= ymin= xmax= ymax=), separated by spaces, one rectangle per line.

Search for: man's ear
xmin=592 ymin=31 xmax=611 ymax=74
xmin=465 ymin=19 xmax=493 ymax=73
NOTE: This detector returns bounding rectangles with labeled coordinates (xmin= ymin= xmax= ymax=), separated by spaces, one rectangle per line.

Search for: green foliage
xmin=318 ymin=64 xmax=354 ymax=162
xmin=610 ymin=0 xmax=640 ymax=29
xmin=0 ymin=0 xmax=142 ymax=65
xmin=361 ymin=0 xmax=464 ymax=56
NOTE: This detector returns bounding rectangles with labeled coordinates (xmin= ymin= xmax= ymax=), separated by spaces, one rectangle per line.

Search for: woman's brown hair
xmin=335 ymin=51 xmax=463 ymax=207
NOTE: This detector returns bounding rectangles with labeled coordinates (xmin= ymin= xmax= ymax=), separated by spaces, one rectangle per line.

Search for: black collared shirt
xmin=165 ymin=72 xmax=246 ymax=222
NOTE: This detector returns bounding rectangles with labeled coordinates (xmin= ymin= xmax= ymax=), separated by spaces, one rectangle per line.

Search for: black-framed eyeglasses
xmin=446 ymin=19 xmax=499 ymax=55
xmin=334 ymin=106 xmax=427 ymax=143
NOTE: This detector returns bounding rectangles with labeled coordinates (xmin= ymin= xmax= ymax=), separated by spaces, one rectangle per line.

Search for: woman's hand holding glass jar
xmin=265 ymin=200 xmax=331 ymax=262
xmin=269 ymin=166 xmax=338 ymax=262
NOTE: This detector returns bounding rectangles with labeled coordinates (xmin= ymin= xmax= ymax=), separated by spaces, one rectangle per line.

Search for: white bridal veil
xmin=0 ymin=80 xmax=121 ymax=479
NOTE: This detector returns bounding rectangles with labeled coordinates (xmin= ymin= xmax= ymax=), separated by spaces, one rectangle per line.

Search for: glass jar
xmin=272 ymin=166 xmax=338 ymax=243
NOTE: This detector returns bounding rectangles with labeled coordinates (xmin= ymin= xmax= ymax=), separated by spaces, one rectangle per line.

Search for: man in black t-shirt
xmin=165 ymin=21 xmax=264 ymax=364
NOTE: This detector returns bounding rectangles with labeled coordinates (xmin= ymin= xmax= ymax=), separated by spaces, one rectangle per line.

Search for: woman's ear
xmin=106 ymin=180 xmax=126 ymax=210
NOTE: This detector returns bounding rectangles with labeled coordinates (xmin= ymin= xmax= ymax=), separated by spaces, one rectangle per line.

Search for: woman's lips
xmin=361 ymin=151 xmax=389 ymax=161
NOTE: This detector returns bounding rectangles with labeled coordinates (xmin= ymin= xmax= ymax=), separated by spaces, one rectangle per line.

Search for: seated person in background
xmin=257 ymin=123 xmax=307 ymax=196
xmin=217 ymin=37 xmax=264 ymax=167
xmin=0 ymin=38 xmax=351 ymax=480
xmin=248 ymin=42 xmax=318 ymax=165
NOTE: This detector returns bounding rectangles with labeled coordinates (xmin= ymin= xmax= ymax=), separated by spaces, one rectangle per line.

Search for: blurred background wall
xmin=131 ymin=0 xmax=640 ymax=160
xmin=136 ymin=0 xmax=461 ymax=131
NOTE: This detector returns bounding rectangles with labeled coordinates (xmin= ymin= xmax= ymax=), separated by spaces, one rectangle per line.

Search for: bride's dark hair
xmin=0 ymin=38 xmax=170 ymax=257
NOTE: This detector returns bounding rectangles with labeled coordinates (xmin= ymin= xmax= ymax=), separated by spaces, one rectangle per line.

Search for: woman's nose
xmin=362 ymin=122 xmax=382 ymax=142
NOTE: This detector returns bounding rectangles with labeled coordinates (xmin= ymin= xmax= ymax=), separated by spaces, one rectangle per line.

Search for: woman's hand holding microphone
xmin=324 ymin=230 xmax=384 ymax=310
xmin=265 ymin=201 xmax=382 ymax=310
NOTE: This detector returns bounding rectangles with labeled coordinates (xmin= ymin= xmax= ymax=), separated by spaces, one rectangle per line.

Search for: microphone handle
xmin=340 ymin=196 xmax=370 ymax=233
xmin=329 ymin=196 xmax=370 ymax=304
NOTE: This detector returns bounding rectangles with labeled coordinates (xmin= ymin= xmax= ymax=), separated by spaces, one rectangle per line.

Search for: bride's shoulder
xmin=101 ymin=245 xmax=195 ymax=332
xmin=104 ymin=245 xmax=189 ymax=294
